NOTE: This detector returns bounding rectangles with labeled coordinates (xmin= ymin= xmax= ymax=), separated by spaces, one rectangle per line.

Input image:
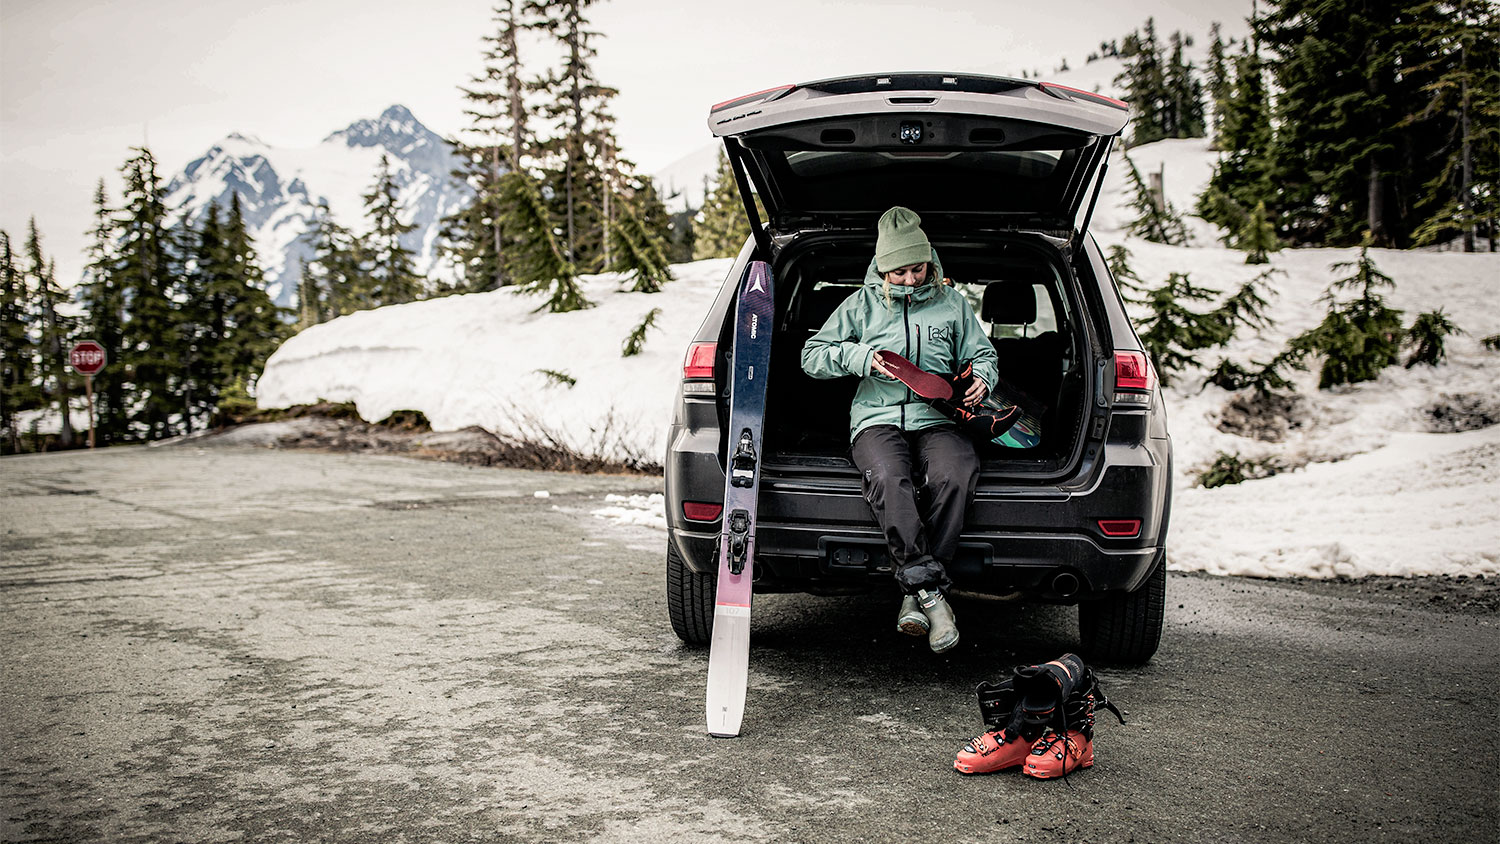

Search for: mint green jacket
xmin=800 ymin=249 xmax=1000 ymax=443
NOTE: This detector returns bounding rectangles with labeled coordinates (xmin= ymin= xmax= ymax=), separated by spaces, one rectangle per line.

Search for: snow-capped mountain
xmin=163 ymin=105 xmax=470 ymax=308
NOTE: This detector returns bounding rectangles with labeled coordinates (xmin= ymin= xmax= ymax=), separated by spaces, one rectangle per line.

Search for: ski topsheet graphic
xmin=705 ymin=260 xmax=774 ymax=738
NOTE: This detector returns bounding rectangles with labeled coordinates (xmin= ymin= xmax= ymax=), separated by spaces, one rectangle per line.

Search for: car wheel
xmin=1078 ymin=548 xmax=1165 ymax=664
xmin=667 ymin=540 xmax=715 ymax=645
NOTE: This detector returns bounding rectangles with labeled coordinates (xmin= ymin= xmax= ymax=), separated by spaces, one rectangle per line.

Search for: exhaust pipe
xmin=1050 ymin=571 xmax=1081 ymax=598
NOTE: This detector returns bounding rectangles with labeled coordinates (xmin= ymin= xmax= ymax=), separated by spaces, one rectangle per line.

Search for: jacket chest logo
xmin=927 ymin=325 xmax=952 ymax=344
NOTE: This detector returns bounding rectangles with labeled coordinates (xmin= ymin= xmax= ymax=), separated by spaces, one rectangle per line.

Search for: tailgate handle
xmin=887 ymin=96 xmax=936 ymax=105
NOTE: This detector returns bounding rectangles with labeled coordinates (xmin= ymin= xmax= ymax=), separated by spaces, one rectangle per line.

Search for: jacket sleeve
xmin=801 ymin=293 xmax=876 ymax=379
xmin=955 ymin=294 xmax=1000 ymax=394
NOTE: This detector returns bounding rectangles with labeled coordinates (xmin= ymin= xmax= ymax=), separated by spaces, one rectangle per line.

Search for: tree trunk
xmin=491 ymin=142 xmax=505 ymax=287
xmin=1367 ymin=157 xmax=1389 ymax=246
xmin=1460 ymin=57 xmax=1474 ymax=253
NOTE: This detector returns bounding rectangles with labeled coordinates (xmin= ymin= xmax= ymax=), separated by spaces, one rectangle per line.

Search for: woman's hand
xmin=870 ymin=353 xmax=895 ymax=380
xmin=964 ymin=375 xmax=988 ymax=407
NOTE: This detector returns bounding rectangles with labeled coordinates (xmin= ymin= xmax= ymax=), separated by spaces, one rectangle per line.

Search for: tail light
xmin=683 ymin=342 xmax=717 ymax=379
xmin=711 ymin=85 xmax=795 ymax=113
xmin=683 ymin=501 xmax=723 ymax=522
xmin=1113 ymin=351 xmax=1154 ymax=406
xmin=1097 ymin=519 xmax=1142 ymax=538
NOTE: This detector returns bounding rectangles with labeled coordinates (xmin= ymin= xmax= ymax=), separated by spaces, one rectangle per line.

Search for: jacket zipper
xmin=901 ymin=297 xmax=912 ymax=430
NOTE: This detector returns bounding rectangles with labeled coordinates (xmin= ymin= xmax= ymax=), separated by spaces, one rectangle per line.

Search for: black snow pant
xmin=850 ymin=424 xmax=980 ymax=595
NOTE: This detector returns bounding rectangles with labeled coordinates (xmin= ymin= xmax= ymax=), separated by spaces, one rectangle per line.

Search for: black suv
xmin=664 ymin=73 xmax=1172 ymax=663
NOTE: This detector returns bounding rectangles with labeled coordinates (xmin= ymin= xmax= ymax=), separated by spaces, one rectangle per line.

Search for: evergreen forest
xmin=1 ymin=0 xmax=1495 ymax=453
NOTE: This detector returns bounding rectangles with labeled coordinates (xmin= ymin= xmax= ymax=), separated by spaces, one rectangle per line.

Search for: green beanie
xmin=875 ymin=206 xmax=932 ymax=273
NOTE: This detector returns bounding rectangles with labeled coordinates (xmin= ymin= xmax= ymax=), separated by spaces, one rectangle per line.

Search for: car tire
xmin=1078 ymin=548 xmax=1165 ymax=664
xmin=667 ymin=540 xmax=715 ymax=645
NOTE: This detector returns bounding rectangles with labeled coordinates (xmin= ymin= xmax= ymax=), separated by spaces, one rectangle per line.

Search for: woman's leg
xmin=852 ymin=425 xmax=949 ymax=594
xmin=914 ymin=426 xmax=980 ymax=571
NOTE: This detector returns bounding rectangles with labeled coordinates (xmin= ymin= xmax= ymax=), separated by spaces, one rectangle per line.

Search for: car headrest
xmin=982 ymin=280 xmax=1037 ymax=325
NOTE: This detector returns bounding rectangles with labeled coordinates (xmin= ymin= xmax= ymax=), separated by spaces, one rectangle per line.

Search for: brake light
xmin=710 ymin=85 xmax=795 ymax=112
xmin=1039 ymin=82 xmax=1129 ymax=110
xmin=683 ymin=501 xmax=723 ymax=522
xmin=1097 ymin=519 xmax=1142 ymax=538
xmin=1114 ymin=351 xmax=1154 ymax=406
xmin=683 ymin=342 xmax=717 ymax=380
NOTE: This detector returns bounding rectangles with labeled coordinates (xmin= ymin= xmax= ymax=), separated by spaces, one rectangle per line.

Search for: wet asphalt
xmin=2 ymin=444 xmax=1496 ymax=843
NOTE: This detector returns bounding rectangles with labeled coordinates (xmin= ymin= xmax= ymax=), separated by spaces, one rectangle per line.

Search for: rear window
xmin=976 ymin=282 xmax=1059 ymax=338
xmin=785 ymin=150 xmax=1064 ymax=180
xmin=749 ymin=145 xmax=1087 ymax=216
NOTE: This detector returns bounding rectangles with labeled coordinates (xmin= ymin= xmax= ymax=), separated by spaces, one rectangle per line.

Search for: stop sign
xmin=69 ymin=341 xmax=107 ymax=376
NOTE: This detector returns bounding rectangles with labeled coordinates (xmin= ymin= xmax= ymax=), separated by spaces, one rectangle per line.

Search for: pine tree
xmin=666 ymin=205 xmax=696 ymax=264
xmin=1256 ymin=0 xmax=1439 ymax=247
xmin=621 ymin=307 xmax=661 ymax=356
xmin=529 ymin=0 xmax=613 ymax=271
xmin=610 ymin=181 xmax=675 ymax=293
xmin=306 ymin=203 xmax=369 ymax=317
xmin=117 ymin=147 xmax=178 ymax=439
xmin=1137 ymin=272 xmax=1232 ymax=384
xmin=219 ymin=196 xmax=286 ymax=396
xmin=1205 ymin=23 xmax=1232 ymax=148
xmin=1404 ymin=0 xmax=1500 ymax=251
xmin=1211 ymin=268 xmax=1278 ymax=336
xmin=445 ymin=0 xmax=534 ymax=291
xmin=1198 ymin=39 xmax=1277 ymax=238
xmin=1105 ymin=244 xmax=1150 ymax=301
xmin=26 ymin=220 xmax=75 ymax=447
xmin=1288 ymin=243 xmax=1404 ymax=387
xmin=0 ymin=230 xmax=39 ymax=452
xmin=362 ymin=153 xmax=423 ymax=306
xmin=177 ymin=204 xmax=221 ymax=429
xmin=498 ymin=171 xmax=589 ymax=312
xmin=693 ymin=149 xmax=751 ymax=259
xmin=1238 ymin=201 xmax=1282 ymax=263
xmin=296 ymin=259 xmax=323 ymax=330
xmin=1164 ymin=31 xmax=1206 ymax=138
xmin=1404 ymin=308 xmax=1463 ymax=367
xmin=78 ymin=179 xmax=127 ymax=443
xmin=1115 ymin=19 xmax=1170 ymax=146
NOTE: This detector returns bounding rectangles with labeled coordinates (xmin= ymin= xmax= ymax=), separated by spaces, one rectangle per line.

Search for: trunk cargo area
xmin=759 ymin=236 xmax=1095 ymax=479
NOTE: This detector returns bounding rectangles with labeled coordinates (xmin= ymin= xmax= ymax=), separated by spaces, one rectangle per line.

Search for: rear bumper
xmin=666 ymin=434 xmax=1171 ymax=601
xmin=669 ymin=522 xmax=1158 ymax=599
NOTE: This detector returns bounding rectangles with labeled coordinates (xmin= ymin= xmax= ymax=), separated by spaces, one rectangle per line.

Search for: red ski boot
xmin=1022 ymin=693 xmax=1097 ymax=779
xmin=1022 ymin=729 xmax=1094 ymax=779
xmin=953 ymin=728 xmax=1032 ymax=775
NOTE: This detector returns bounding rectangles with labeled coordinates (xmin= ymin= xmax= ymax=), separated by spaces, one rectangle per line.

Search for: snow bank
xmin=1172 ymin=426 xmax=1500 ymax=579
xmin=257 ymin=260 xmax=732 ymax=464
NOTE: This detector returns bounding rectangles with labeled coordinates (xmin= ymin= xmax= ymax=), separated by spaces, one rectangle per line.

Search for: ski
xmin=705 ymin=260 xmax=774 ymax=738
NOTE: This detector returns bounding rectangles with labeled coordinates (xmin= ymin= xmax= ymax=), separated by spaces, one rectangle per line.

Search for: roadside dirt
xmin=1266 ymin=571 xmax=1500 ymax=616
xmin=197 ymin=408 xmax=658 ymax=475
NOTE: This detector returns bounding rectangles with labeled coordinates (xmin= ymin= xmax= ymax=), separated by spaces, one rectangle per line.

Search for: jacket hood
xmin=862 ymin=247 xmax=946 ymax=306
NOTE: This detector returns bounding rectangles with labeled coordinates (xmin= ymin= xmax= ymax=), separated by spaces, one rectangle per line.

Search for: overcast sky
xmin=1 ymin=0 xmax=1251 ymax=285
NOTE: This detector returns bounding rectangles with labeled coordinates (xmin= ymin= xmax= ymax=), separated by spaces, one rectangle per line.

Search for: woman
xmin=800 ymin=206 xmax=998 ymax=653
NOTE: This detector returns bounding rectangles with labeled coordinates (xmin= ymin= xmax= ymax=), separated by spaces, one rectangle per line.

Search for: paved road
xmin=2 ymin=444 xmax=1496 ymax=843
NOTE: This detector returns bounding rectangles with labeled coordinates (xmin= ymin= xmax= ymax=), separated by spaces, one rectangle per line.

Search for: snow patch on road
xmin=591 ymin=493 xmax=666 ymax=531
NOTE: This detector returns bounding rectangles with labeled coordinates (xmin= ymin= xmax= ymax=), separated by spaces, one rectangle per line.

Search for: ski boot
xmin=896 ymin=594 xmax=929 ymax=637
xmin=916 ymin=588 xmax=958 ymax=653
xmin=1022 ymin=693 xmax=1097 ymax=780
xmin=955 ymin=677 xmax=1023 ymax=774
xmin=1023 ymin=730 xmax=1094 ymax=778
xmin=962 ymin=654 xmax=1125 ymax=779
xmin=955 ymin=728 xmax=1033 ymax=774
